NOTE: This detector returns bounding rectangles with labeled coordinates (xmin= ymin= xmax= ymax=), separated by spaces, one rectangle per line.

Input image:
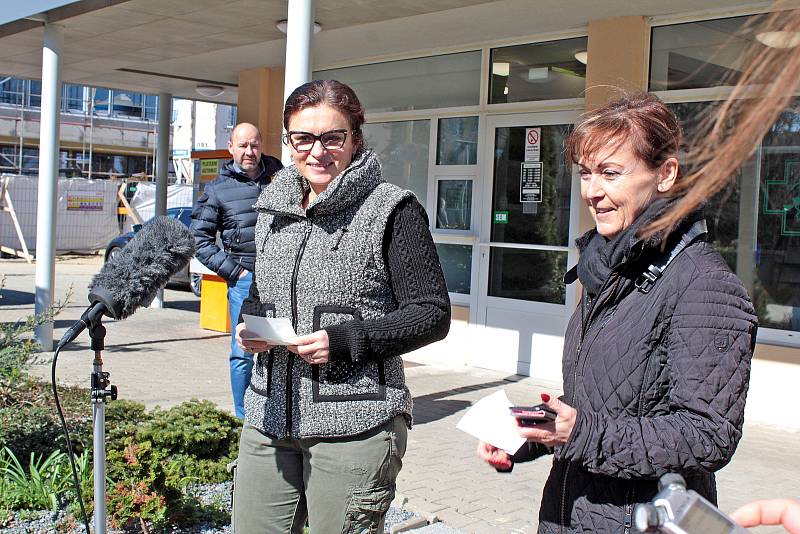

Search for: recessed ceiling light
xmin=492 ymin=62 xmax=510 ymax=76
xmin=196 ymin=85 xmax=224 ymax=98
xmin=755 ymin=31 xmax=800 ymax=49
xmin=574 ymin=51 xmax=588 ymax=64
xmin=276 ymin=19 xmax=322 ymax=34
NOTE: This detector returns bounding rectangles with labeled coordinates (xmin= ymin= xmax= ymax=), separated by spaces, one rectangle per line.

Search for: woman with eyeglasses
xmin=231 ymin=79 xmax=451 ymax=533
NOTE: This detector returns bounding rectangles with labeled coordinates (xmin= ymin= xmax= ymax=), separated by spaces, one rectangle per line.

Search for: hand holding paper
xmin=456 ymin=389 xmax=526 ymax=454
xmin=241 ymin=314 xmax=298 ymax=345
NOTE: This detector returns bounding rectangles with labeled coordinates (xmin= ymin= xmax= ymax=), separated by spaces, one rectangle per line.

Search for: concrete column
xmin=282 ymin=0 xmax=315 ymax=163
xmin=155 ymin=92 xmax=170 ymax=216
xmin=153 ymin=92 xmax=171 ymax=308
xmin=34 ymin=23 xmax=63 ymax=350
xmin=238 ymin=67 xmax=285 ymax=158
xmin=584 ymin=16 xmax=649 ymax=111
xmin=577 ymin=16 xmax=650 ymax=239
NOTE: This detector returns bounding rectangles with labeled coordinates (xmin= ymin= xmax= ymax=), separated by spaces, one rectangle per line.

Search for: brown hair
xmin=646 ymin=3 xmax=800 ymax=236
xmin=566 ymin=92 xmax=682 ymax=172
xmin=283 ymin=80 xmax=366 ymax=151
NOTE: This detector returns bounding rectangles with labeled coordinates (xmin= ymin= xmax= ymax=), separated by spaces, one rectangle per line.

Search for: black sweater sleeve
xmin=324 ymin=197 xmax=451 ymax=362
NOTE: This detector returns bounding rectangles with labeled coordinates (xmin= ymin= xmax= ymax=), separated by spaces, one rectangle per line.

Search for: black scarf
xmin=576 ymin=199 xmax=673 ymax=297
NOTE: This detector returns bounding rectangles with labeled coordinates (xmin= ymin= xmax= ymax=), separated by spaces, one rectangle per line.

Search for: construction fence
xmin=0 ymin=174 xmax=195 ymax=255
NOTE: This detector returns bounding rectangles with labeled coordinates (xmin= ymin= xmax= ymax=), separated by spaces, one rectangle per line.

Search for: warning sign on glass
xmin=520 ymin=162 xmax=543 ymax=203
xmin=525 ymin=127 xmax=541 ymax=162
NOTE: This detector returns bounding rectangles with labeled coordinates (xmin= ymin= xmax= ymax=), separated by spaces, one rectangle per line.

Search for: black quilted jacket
xmin=531 ymin=221 xmax=757 ymax=534
xmin=190 ymin=156 xmax=282 ymax=281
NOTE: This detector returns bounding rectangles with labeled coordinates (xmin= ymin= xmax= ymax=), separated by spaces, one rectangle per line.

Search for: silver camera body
xmin=634 ymin=474 xmax=749 ymax=534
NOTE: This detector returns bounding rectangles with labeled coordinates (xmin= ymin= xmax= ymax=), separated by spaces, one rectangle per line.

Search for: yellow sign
xmin=201 ymin=159 xmax=219 ymax=177
xmin=66 ymin=194 xmax=104 ymax=211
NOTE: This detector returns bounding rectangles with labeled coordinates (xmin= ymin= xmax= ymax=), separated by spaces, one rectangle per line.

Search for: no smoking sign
xmin=525 ymin=127 xmax=541 ymax=162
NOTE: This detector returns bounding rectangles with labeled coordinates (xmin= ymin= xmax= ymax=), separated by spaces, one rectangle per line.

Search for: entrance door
xmin=474 ymin=112 xmax=580 ymax=380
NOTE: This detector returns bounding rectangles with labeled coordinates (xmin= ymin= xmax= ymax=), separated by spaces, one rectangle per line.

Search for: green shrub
xmin=0 ymin=279 xmax=237 ymax=530
xmin=105 ymin=398 xmax=149 ymax=444
xmin=104 ymin=441 xmax=172 ymax=530
xmin=95 ymin=400 xmax=240 ymax=530
xmin=135 ymin=399 xmax=240 ymax=483
xmin=0 ymin=405 xmax=91 ymax=462
xmin=0 ymin=447 xmax=88 ymax=512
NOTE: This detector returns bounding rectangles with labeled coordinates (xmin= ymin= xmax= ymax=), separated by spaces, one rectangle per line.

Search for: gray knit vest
xmin=244 ymin=149 xmax=414 ymax=438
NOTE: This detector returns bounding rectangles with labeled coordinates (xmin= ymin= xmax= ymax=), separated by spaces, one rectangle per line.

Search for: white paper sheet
xmin=241 ymin=314 xmax=298 ymax=345
xmin=456 ymin=389 xmax=526 ymax=454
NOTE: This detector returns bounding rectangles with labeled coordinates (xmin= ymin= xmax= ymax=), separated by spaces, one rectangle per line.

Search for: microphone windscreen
xmin=90 ymin=216 xmax=196 ymax=319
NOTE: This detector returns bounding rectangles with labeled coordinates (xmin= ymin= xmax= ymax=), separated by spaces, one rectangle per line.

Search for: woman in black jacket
xmin=478 ymin=92 xmax=758 ymax=534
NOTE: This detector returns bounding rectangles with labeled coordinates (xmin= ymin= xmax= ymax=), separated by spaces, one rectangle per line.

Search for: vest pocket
xmin=249 ymin=302 xmax=276 ymax=398
xmin=250 ymin=351 xmax=274 ymax=398
xmin=310 ymin=305 xmax=387 ymax=402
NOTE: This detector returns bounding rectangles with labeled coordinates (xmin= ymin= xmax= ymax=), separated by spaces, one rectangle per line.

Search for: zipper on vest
xmin=285 ymin=216 xmax=313 ymax=437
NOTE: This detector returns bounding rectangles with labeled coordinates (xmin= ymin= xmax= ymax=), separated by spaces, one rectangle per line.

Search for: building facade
xmin=0 ymin=78 xmax=236 ymax=183
xmin=234 ymin=6 xmax=799 ymax=427
xmin=0 ymin=0 xmax=796 ymax=426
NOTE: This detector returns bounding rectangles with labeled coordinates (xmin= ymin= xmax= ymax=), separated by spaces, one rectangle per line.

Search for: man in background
xmin=191 ymin=122 xmax=282 ymax=418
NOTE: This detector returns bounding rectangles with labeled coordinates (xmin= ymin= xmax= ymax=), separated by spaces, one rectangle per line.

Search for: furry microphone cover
xmin=89 ymin=216 xmax=196 ymax=319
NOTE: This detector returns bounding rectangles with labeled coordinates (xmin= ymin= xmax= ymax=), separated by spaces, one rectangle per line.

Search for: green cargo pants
xmin=232 ymin=415 xmax=407 ymax=534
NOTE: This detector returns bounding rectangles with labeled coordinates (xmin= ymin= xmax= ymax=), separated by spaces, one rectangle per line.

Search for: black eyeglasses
xmin=283 ymin=129 xmax=348 ymax=152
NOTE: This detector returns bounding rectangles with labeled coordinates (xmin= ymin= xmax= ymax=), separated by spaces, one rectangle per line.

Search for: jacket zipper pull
xmin=624 ymin=504 xmax=633 ymax=533
xmin=331 ymin=226 xmax=348 ymax=250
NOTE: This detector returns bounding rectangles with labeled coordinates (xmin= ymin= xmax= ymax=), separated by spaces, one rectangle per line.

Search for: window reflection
xmin=672 ymin=100 xmax=800 ymax=333
xmin=363 ymin=120 xmax=430 ymax=205
xmin=436 ymin=179 xmax=472 ymax=230
xmin=488 ymin=248 xmax=567 ymax=304
xmin=63 ymin=85 xmax=84 ymax=112
xmin=315 ymin=52 xmax=481 ymax=113
xmin=437 ymin=117 xmax=478 ymax=165
xmin=649 ymin=14 xmax=771 ymax=91
xmin=435 ymin=243 xmax=472 ymax=294
xmin=490 ymin=125 xmax=572 ymax=246
xmin=489 ymin=37 xmax=588 ymax=104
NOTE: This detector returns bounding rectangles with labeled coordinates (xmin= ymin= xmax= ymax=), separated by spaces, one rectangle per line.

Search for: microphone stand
xmin=89 ymin=321 xmax=116 ymax=534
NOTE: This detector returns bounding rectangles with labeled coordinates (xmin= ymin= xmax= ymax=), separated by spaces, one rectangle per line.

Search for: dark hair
xmin=283 ymin=80 xmax=366 ymax=151
xmin=566 ymin=92 xmax=682 ymax=172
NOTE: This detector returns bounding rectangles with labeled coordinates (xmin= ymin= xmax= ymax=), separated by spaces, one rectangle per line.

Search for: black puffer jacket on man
xmin=524 ymin=212 xmax=757 ymax=534
xmin=190 ymin=155 xmax=282 ymax=282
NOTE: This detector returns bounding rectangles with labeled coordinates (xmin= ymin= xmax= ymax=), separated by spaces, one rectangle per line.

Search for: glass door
xmin=474 ymin=111 xmax=580 ymax=379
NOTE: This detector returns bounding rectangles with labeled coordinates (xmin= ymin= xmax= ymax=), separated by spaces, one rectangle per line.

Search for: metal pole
xmin=282 ymin=0 xmax=315 ymax=164
xmin=153 ymin=92 xmax=171 ymax=308
xmin=92 ymin=355 xmax=108 ymax=534
xmin=17 ymin=82 xmax=24 ymax=173
xmin=88 ymin=88 xmax=94 ymax=178
xmin=34 ymin=22 xmax=63 ymax=350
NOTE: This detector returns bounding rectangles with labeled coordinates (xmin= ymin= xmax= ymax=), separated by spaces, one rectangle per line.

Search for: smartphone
xmin=509 ymin=404 xmax=557 ymax=426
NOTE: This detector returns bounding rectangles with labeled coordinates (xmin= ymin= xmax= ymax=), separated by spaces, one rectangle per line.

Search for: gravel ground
xmin=3 ymin=482 xmax=432 ymax=533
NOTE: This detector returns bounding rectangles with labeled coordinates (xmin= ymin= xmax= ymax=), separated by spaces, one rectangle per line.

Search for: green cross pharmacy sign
xmin=763 ymin=160 xmax=800 ymax=236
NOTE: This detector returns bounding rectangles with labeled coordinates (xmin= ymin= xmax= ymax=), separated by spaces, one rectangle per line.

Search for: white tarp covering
xmin=128 ymin=182 xmax=194 ymax=226
xmin=0 ymin=174 xmax=118 ymax=252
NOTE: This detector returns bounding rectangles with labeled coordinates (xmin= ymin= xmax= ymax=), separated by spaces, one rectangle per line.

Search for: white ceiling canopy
xmin=0 ymin=0 xmax=767 ymax=104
